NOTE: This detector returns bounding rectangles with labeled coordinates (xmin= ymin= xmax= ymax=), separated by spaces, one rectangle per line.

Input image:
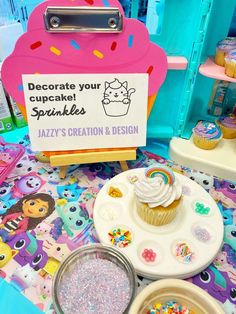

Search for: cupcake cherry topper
xmin=145 ymin=165 xmax=175 ymax=185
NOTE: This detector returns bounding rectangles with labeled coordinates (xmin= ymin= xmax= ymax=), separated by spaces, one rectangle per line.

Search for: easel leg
xmin=59 ymin=166 xmax=68 ymax=179
xmin=119 ymin=160 xmax=129 ymax=171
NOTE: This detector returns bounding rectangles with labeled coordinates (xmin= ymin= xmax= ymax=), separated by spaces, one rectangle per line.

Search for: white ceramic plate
xmin=93 ymin=168 xmax=224 ymax=279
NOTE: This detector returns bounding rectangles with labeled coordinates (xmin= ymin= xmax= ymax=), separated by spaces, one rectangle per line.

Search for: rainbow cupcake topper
xmin=145 ymin=165 xmax=175 ymax=185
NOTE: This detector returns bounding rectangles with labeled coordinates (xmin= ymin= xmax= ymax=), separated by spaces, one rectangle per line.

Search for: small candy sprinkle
xmin=194 ymin=202 xmax=210 ymax=215
xmin=142 ymin=248 xmax=156 ymax=263
xmin=111 ymin=41 xmax=117 ymax=51
xmin=147 ymin=300 xmax=195 ymax=314
xmin=50 ymin=46 xmax=61 ymax=56
xmin=174 ymin=242 xmax=194 ymax=263
xmin=93 ymin=49 xmax=104 ymax=59
xmin=147 ymin=65 xmax=154 ymax=75
xmin=128 ymin=34 xmax=134 ymax=48
xmin=30 ymin=41 xmax=42 ymax=50
xmin=58 ymin=258 xmax=131 ymax=314
xmin=70 ymin=39 xmax=80 ymax=50
xmin=108 ymin=228 xmax=132 ymax=248
xmin=108 ymin=186 xmax=123 ymax=198
xmin=193 ymin=226 xmax=211 ymax=242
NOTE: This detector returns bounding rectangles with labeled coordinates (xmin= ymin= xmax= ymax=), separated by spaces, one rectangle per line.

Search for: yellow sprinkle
xmin=93 ymin=49 xmax=104 ymax=59
xmin=50 ymin=46 xmax=61 ymax=56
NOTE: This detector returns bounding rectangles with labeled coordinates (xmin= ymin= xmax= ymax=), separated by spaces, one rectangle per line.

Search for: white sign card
xmin=22 ymin=74 xmax=148 ymax=151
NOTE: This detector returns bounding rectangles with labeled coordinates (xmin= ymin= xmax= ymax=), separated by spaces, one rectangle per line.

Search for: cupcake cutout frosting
xmin=1 ymin=0 xmax=167 ymax=108
xmin=193 ymin=121 xmax=222 ymax=139
xmin=134 ymin=165 xmax=182 ymax=208
xmin=219 ymin=114 xmax=236 ymax=129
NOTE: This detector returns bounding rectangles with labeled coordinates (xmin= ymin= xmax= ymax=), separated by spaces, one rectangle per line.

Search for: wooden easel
xmin=50 ymin=149 xmax=136 ymax=178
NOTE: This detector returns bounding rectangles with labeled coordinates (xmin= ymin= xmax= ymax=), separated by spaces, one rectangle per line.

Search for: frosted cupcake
xmin=192 ymin=121 xmax=222 ymax=150
xmin=217 ymin=114 xmax=236 ymax=139
xmin=215 ymin=37 xmax=236 ymax=66
xmin=134 ymin=165 xmax=182 ymax=226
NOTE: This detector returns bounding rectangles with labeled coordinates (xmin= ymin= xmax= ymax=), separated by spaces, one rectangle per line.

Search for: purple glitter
xmin=58 ymin=258 xmax=131 ymax=314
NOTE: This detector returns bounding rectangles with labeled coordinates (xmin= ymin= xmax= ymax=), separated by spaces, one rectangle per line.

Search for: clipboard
xmin=1 ymin=0 xmax=167 ymax=177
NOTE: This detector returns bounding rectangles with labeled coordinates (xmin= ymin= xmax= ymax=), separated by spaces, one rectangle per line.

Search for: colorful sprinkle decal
xmin=174 ymin=241 xmax=195 ymax=263
xmin=142 ymin=249 xmax=156 ymax=263
xmin=194 ymin=202 xmax=210 ymax=215
xmin=128 ymin=34 xmax=134 ymax=48
xmin=93 ymin=49 xmax=104 ymax=59
xmin=70 ymin=40 xmax=80 ymax=50
xmin=192 ymin=226 xmax=211 ymax=242
xmin=102 ymin=0 xmax=110 ymax=6
xmin=18 ymin=84 xmax=23 ymax=91
xmin=147 ymin=300 xmax=196 ymax=314
xmin=85 ymin=0 xmax=94 ymax=5
xmin=147 ymin=65 xmax=154 ymax=75
xmin=50 ymin=46 xmax=61 ymax=56
xmin=108 ymin=228 xmax=132 ymax=248
xmin=145 ymin=165 xmax=175 ymax=185
xmin=111 ymin=41 xmax=117 ymax=51
xmin=30 ymin=41 xmax=42 ymax=50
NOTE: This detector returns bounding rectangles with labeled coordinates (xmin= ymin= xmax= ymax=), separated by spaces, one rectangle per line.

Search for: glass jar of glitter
xmin=52 ymin=244 xmax=137 ymax=314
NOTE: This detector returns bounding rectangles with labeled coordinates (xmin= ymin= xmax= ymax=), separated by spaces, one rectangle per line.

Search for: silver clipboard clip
xmin=44 ymin=6 xmax=123 ymax=33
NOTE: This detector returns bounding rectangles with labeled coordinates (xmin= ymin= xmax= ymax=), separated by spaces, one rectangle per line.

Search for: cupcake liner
xmin=216 ymin=121 xmax=236 ymax=139
xmin=192 ymin=133 xmax=222 ymax=150
xmin=136 ymin=199 xmax=180 ymax=226
xmin=225 ymin=60 xmax=236 ymax=78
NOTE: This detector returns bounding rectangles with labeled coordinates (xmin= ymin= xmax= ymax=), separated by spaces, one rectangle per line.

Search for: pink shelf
xmin=199 ymin=57 xmax=236 ymax=83
xmin=167 ymin=56 xmax=188 ymax=70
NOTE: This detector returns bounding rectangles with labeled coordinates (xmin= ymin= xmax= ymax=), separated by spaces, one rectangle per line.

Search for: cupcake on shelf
xmin=192 ymin=121 xmax=222 ymax=150
xmin=216 ymin=113 xmax=236 ymax=139
xmin=215 ymin=37 xmax=236 ymax=66
xmin=225 ymin=49 xmax=236 ymax=78
xmin=134 ymin=165 xmax=182 ymax=226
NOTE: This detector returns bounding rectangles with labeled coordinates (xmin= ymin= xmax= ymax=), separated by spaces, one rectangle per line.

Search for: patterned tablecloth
xmin=0 ymin=135 xmax=235 ymax=313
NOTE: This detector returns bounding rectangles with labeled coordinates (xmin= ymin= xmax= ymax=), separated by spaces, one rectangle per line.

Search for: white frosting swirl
xmin=134 ymin=173 xmax=182 ymax=208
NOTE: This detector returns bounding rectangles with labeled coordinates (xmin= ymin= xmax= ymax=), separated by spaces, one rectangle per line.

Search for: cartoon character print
xmin=214 ymin=251 xmax=236 ymax=284
xmin=55 ymin=199 xmax=91 ymax=237
xmin=18 ymin=135 xmax=33 ymax=155
xmin=57 ymin=183 xmax=86 ymax=202
xmin=210 ymin=180 xmax=236 ymax=208
xmin=82 ymin=163 xmax=114 ymax=181
xmin=184 ymin=169 xmax=214 ymax=191
xmin=0 ymin=193 xmax=55 ymax=242
xmin=43 ymin=239 xmax=71 ymax=261
xmin=14 ymin=172 xmax=46 ymax=196
xmin=191 ymin=265 xmax=236 ymax=304
xmin=34 ymin=221 xmax=53 ymax=240
xmin=47 ymin=168 xmax=62 ymax=185
xmin=0 ymin=182 xmax=13 ymax=201
xmin=0 ymin=152 xmax=14 ymax=166
xmin=0 ymin=241 xmax=18 ymax=268
xmin=8 ymin=232 xmax=48 ymax=270
xmin=224 ymin=225 xmax=236 ymax=251
xmin=218 ymin=202 xmax=234 ymax=225
xmin=0 ymin=199 xmax=17 ymax=215
xmin=102 ymin=78 xmax=135 ymax=117
xmin=39 ymin=274 xmax=52 ymax=301
xmin=10 ymin=264 xmax=38 ymax=292
xmin=9 ymin=155 xmax=35 ymax=179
